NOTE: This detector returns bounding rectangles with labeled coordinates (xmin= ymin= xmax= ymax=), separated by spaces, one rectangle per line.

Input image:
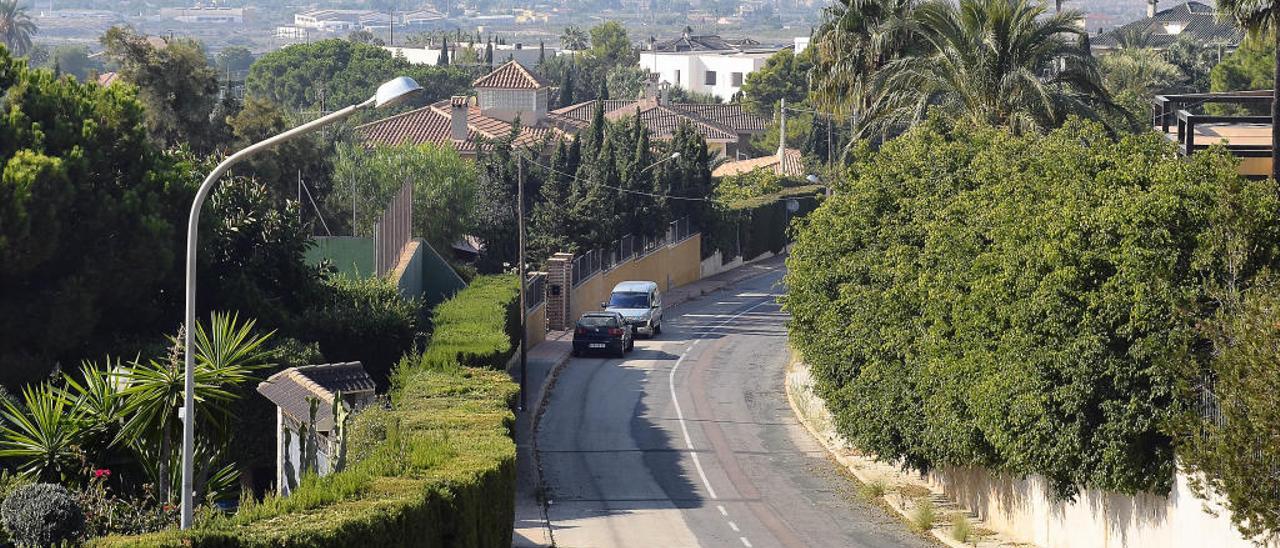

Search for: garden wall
xmin=927 ymin=466 xmax=1278 ymax=548
xmin=568 ymin=233 xmax=701 ymax=323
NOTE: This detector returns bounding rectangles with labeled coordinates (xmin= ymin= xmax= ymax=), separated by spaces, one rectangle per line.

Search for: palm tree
xmin=1217 ymin=1 xmax=1280 ymax=181
xmin=0 ymin=0 xmax=37 ymax=56
xmin=560 ymin=25 xmax=589 ymax=53
xmin=871 ymin=0 xmax=1113 ymax=135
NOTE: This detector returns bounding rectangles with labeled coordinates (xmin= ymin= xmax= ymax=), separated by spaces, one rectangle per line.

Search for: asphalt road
xmin=537 ymin=265 xmax=932 ymax=548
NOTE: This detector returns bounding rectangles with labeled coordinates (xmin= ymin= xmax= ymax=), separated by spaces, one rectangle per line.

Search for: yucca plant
xmin=58 ymin=358 xmax=129 ymax=462
xmin=117 ymin=312 xmax=273 ymax=503
xmin=0 ymin=383 xmax=87 ymax=482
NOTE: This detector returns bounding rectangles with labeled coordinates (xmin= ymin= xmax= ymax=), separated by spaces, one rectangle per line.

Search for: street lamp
xmin=640 ymin=152 xmax=680 ymax=176
xmin=178 ymin=76 xmax=422 ymax=529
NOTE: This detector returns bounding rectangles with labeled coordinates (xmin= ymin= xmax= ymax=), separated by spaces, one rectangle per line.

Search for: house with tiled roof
xmin=1092 ymin=2 xmax=1242 ymax=53
xmin=258 ymin=362 xmax=376 ymax=496
xmin=548 ymin=92 xmax=769 ymax=159
xmin=641 ymin=27 xmax=788 ymax=100
xmin=359 ymin=60 xmax=769 ymax=160
xmin=358 ymin=60 xmax=563 ymax=157
xmin=713 ymin=148 xmax=804 ymax=178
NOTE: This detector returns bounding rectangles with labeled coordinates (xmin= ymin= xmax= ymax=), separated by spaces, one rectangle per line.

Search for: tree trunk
xmin=1273 ymin=10 xmax=1279 ymax=183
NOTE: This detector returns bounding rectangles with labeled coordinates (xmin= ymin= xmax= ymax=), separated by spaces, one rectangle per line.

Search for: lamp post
xmin=178 ymin=76 xmax=423 ymax=529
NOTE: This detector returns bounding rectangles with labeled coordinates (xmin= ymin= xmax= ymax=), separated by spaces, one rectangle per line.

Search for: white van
xmin=603 ymin=281 xmax=663 ymax=337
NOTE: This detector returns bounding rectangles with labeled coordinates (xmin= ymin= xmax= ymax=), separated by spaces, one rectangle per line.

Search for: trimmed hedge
xmin=420 ymin=274 xmax=520 ymax=370
xmin=93 ymin=276 xmax=520 ymax=547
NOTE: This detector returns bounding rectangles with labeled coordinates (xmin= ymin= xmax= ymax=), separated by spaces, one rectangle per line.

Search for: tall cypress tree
xmin=437 ymin=37 xmax=450 ymax=66
xmin=558 ymin=66 xmax=575 ymax=107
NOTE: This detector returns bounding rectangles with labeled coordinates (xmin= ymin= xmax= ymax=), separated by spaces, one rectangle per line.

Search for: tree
xmin=588 ymin=21 xmax=636 ymax=67
xmin=741 ymin=48 xmax=814 ymax=116
xmin=560 ymin=25 xmax=589 ymax=53
xmin=1217 ymin=0 xmax=1280 ymax=181
xmin=809 ymin=0 xmax=916 ymax=139
xmin=606 ymin=65 xmax=651 ymax=101
xmin=438 ymin=36 xmax=450 ymax=66
xmin=1166 ymin=33 xmax=1226 ymax=92
xmin=329 ymin=142 xmax=478 ymax=255
xmin=0 ymin=47 xmax=185 ymax=389
xmin=1209 ymin=32 xmax=1274 ymax=116
xmin=1098 ymin=47 xmax=1181 ymax=126
xmin=873 ymin=0 xmax=1114 ymax=135
xmin=484 ymin=39 xmax=493 ymax=67
xmin=0 ymin=0 xmax=36 ymax=56
xmin=226 ymin=96 xmax=334 ymax=207
xmin=214 ymin=46 xmax=254 ymax=79
xmin=557 ymin=62 xmax=576 ymax=107
xmin=43 ymin=45 xmax=102 ymax=82
xmin=246 ymin=40 xmax=470 ymax=111
xmin=538 ymin=40 xmax=546 ymax=66
xmin=530 ymin=140 xmax=578 ymax=259
xmin=101 ymin=26 xmax=225 ymax=152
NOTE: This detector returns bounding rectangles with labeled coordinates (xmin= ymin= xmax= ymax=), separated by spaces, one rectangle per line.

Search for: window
xmin=705 ymin=70 xmax=717 ymax=86
xmin=674 ymin=69 xmax=681 ymax=85
xmin=731 ymin=72 xmax=744 ymax=87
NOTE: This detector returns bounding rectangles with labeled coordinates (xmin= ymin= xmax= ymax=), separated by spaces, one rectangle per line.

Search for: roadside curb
xmin=782 ymin=352 xmax=1017 ymax=548
xmin=524 ymin=339 xmax=573 ymax=547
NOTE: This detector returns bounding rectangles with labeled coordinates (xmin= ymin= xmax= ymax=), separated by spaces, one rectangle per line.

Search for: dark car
xmin=571 ymin=311 xmax=634 ymax=358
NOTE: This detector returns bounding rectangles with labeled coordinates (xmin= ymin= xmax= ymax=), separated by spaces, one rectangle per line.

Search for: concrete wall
xmin=390 ymin=238 xmax=467 ymax=307
xmin=928 ymin=465 xmax=1279 ymax=548
xmin=526 ymin=303 xmax=546 ymax=348
xmin=569 ymin=234 xmax=702 ymax=323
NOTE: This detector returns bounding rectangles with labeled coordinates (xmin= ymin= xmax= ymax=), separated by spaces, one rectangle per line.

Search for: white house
xmin=158 ymin=6 xmax=245 ymax=24
xmin=639 ymin=29 xmax=787 ymax=100
xmin=292 ymin=9 xmax=373 ymax=33
xmin=383 ymin=42 xmax=557 ymax=68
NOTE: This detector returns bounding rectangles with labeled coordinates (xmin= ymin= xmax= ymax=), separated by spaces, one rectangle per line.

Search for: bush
xmin=2 ymin=483 xmax=85 ymax=546
xmin=419 ymin=274 xmax=519 ymax=370
xmin=705 ymin=186 xmax=823 ymax=260
xmin=785 ymin=118 xmax=1280 ymax=500
xmin=908 ymin=497 xmax=936 ymax=533
xmin=299 ymin=275 xmax=420 ymax=390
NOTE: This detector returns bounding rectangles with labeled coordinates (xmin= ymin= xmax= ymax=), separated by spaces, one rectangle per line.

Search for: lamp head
xmin=374 ymin=77 xmax=423 ymax=109
xmin=806 ymin=174 xmax=820 ymax=184
xmin=670 ymin=152 xmax=681 ymax=159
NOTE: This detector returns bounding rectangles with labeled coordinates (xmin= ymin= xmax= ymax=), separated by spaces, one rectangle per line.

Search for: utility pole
xmin=826 ymin=114 xmax=833 ymax=169
xmin=517 ymin=155 xmax=528 ymax=411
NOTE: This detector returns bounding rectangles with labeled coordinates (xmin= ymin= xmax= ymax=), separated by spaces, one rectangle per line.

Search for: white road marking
xmin=729 ymin=521 xmax=740 ymax=532
xmin=717 ymin=505 xmax=728 ymax=516
xmin=740 ymin=537 xmax=753 ymax=547
xmin=667 ymin=297 xmax=775 ymax=502
xmin=714 ymin=301 xmax=742 ymax=305
xmin=737 ymin=292 xmax=770 ymax=297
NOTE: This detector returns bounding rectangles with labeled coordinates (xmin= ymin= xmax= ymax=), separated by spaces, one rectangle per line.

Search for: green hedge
xmin=705 ymin=185 xmax=824 ymax=260
xmin=420 ymin=274 xmax=519 ymax=370
xmin=93 ymin=277 xmax=521 ymax=547
xmin=784 ymin=118 xmax=1280 ymax=499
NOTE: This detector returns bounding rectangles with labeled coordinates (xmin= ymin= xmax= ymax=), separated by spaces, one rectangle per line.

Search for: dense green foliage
xmin=330 ymin=141 xmax=477 ymax=254
xmin=245 ymin=40 xmax=471 ymax=112
xmin=1176 ymin=281 xmax=1280 ymax=539
xmin=0 ymin=47 xmax=185 ymax=388
xmin=785 ymin=118 xmax=1280 ymax=499
xmin=740 ymin=48 xmax=814 ymax=117
xmin=298 ymin=275 xmax=419 ymax=390
xmin=706 ymin=185 xmax=823 ymax=261
xmin=418 ymin=275 xmax=519 ymax=371
xmin=95 ymin=277 xmax=520 ymax=547
xmin=1210 ymin=32 xmax=1274 ymax=102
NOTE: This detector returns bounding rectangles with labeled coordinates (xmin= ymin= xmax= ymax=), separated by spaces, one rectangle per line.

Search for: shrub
xmin=300 ymin=275 xmax=420 ymax=390
xmin=785 ymin=118 xmax=1280 ymax=500
xmin=419 ymin=274 xmax=519 ymax=370
xmin=705 ymin=186 xmax=822 ymax=260
xmin=2 ymin=483 xmax=85 ymax=546
xmin=950 ymin=512 xmax=973 ymax=543
xmin=909 ymin=497 xmax=936 ymax=533
xmin=858 ymin=478 xmax=886 ymax=500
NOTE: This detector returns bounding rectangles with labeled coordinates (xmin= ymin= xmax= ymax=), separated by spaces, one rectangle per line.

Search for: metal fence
xmin=374 ymin=182 xmax=413 ymax=277
xmin=571 ymin=217 xmax=694 ymax=287
xmin=525 ymin=273 xmax=546 ymax=312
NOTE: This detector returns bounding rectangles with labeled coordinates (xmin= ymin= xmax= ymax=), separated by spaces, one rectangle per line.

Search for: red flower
xmin=92 ymin=468 xmax=111 ymax=478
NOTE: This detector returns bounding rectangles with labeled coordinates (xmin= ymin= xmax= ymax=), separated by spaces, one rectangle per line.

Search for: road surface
xmin=537 ymin=264 xmax=931 ymax=547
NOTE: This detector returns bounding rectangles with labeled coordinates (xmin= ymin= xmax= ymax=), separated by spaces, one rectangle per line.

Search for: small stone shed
xmin=256 ymin=362 xmax=375 ymax=495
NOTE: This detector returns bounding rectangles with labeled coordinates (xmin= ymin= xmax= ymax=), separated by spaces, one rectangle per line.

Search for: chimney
xmin=1148 ymin=0 xmax=1157 ymax=18
xmin=450 ymin=96 xmax=469 ymax=142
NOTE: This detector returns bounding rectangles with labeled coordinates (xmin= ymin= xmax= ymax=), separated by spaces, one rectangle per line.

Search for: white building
xmin=293 ymin=9 xmax=371 ymax=33
xmin=159 ymin=6 xmax=245 ymax=24
xmin=639 ymin=29 xmax=787 ymax=100
xmin=383 ymin=42 xmax=557 ymax=67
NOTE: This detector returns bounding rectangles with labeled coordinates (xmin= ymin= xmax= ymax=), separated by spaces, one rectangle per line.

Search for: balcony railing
xmin=1152 ymin=92 xmax=1274 ymax=159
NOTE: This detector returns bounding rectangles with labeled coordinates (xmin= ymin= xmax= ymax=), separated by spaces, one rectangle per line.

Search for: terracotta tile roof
xmin=96 ymin=72 xmax=120 ymax=86
xmin=667 ymin=103 xmax=769 ymax=133
xmin=712 ymin=148 xmax=806 ymax=178
xmin=355 ymin=105 xmax=478 ymax=153
xmin=257 ymin=362 xmax=375 ymax=431
xmin=426 ymin=100 xmax=561 ymax=147
xmin=550 ymin=99 xmax=738 ymax=142
xmin=472 ymin=60 xmax=549 ymax=89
